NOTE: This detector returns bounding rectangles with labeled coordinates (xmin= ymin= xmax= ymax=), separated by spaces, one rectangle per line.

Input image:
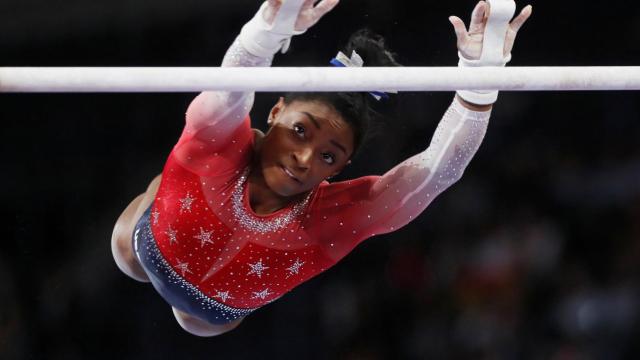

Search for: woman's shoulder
xmin=314 ymin=175 xmax=381 ymax=205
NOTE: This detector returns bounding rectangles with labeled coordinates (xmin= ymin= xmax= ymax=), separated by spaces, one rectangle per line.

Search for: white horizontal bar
xmin=1 ymin=67 xmax=640 ymax=93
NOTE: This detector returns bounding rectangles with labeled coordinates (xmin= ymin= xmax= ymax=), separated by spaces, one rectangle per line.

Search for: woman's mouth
xmin=280 ymin=165 xmax=301 ymax=183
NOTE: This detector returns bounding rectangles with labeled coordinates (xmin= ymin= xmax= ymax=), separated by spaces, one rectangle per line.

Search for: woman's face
xmin=259 ymin=97 xmax=355 ymax=197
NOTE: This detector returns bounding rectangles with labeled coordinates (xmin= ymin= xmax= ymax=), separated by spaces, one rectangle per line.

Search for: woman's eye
xmin=293 ymin=124 xmax=305 ymax=136
xmin=322 ymin=153 xmax=336 ymax=165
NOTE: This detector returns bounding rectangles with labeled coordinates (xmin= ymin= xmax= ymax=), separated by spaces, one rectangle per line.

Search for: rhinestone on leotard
xmin=231 ymin=167 xmax=313 ymax=233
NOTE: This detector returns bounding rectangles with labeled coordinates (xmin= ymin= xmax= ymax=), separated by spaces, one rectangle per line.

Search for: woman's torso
xmin=149 ymin=124 xmax=340 ymax=310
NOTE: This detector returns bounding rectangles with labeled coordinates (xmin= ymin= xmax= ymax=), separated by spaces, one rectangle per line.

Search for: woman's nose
xmin=293 ymin=147 xmax=313 ymax=169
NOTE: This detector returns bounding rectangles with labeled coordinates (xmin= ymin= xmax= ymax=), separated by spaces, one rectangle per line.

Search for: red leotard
xmin=145 ymin=37 xmax=491 ymax=314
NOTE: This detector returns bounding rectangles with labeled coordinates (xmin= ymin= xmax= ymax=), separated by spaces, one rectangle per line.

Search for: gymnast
xmin=111 ymin=0 xmax=532 ymax=336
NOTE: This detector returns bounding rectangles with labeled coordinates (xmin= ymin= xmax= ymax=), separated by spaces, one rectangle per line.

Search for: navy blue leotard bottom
xmin=132 ymin=204 xmax=253 ymax=325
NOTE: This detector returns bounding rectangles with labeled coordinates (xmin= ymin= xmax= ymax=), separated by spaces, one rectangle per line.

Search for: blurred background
xmin=1 ymin=0 xmax=639 ymax=359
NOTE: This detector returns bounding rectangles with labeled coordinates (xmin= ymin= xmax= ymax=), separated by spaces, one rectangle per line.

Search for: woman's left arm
xmin=365 ymin=1 xmax=532 ymax=231
xmin=318 ymin=2 xmax=532 ymax=246
xmin=344 ymin=98 xmax=492 ymax=238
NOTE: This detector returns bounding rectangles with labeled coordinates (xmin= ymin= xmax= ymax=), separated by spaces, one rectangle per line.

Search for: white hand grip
xmin=239 ymin=0 xmax=307 ymax=57
xmin=272 ymin=0 xmax=306 ymax=34
xmin=481 ymin=0 xmax=516 ymax=65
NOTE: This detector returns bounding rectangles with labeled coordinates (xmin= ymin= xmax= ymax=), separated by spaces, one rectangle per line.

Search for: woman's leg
xmin=111 ymin=175 xmax=162 ymax=282
xmin=172 ymin=307 xmax=243 ymax=337
xmin=113 ymin=175 xmax=243 ymax=336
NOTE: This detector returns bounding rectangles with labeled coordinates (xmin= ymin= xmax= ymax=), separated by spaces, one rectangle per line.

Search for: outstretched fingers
xmin=449 ymin=16 xmax=469 ymax=46
xmin=267 ymin=0 xmax=282 ymax=8
xmin=468 ymin=1 xmax=488 ymax=34
xmin=311 ymin=0 xmax=340 ymax=20
xmin=510 ymin=4 xmax=533 ymax=33
xmin=301 ymin=0 xmax=316 ymax=10
xmin=291 ymin=0 xmax=340 ymax=31
xmin=504 ymin=4 xmax=533 ymax=55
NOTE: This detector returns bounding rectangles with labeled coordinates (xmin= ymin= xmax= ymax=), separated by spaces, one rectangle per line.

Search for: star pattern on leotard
xmin=179 ymin=192 xmax=195 ymax=214
xmin=247 ymin=259 xmax=270 ymax=278
xmin=151 ymin=209 xmax=160 ymax=225
xmin=175 ymin=259 xmax=193 ymax=277
xmin=193 ymin=227 xmax=214 ymax=248
xmin=165 ymin=225 xmax=178 ymax=245
xmin=213 ymin=290 xmax=234 ymax=303
xmin=285 ymin=258 xmax=305 ymax=278
xmin=251 ymin=288 xmax=273 ymax=300
xmin=132 ymin=83 xmax=490 ymax=313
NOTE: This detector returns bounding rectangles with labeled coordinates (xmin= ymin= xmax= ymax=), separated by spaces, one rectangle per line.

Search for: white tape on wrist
xmin=457 ymin=0 xmax=516 ymax=105
xmin=239 ymin=0 xmax=306 ymax=58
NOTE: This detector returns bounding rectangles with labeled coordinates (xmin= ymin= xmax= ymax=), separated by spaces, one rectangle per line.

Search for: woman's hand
xmin=449 ymin=1 xmax=532 ymax=60
xmin=240 ymin=0 xmax=340 ymax=57
xmin=263 ymin=0 xmax=340 ymax=31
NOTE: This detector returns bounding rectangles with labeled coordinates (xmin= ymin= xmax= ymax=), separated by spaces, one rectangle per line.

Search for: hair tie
xmin=329 ymin=50 xmax=396 ymax=101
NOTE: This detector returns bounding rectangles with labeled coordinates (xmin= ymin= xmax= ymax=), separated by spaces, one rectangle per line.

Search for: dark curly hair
xmin=283 ymin=29 xmax=401 ymax=158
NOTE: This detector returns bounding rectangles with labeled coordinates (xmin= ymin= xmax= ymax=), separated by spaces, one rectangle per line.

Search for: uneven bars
xmin=1 ymin=67 xmax=640 ymax=92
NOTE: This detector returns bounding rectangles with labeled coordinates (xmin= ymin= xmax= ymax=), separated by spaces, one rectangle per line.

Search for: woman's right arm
xmin=183 ymin=0 xmax=340 ymax=141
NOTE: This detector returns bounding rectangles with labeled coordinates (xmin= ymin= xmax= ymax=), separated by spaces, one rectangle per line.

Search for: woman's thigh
xmin=111 ymin=174 xmax=162 ymax=281
xmin=132 ymin=174 xmax=162 ymax=223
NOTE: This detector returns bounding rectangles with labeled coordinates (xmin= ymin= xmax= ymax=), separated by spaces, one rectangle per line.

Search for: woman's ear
xmin=268 ymin=97 xmax=286 ymax=126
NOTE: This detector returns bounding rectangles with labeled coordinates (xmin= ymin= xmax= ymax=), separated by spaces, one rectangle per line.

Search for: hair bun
xmin=344 ymin=28 xmax=400 ymax=67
